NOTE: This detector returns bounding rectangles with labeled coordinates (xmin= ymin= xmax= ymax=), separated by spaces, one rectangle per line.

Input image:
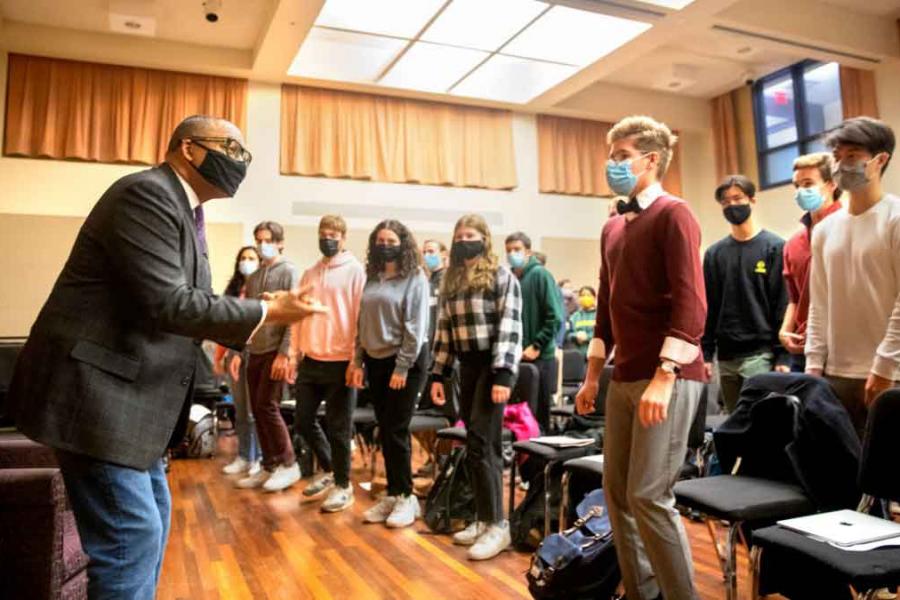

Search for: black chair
xmin=751 ymin=389 xmax=900 ymax=600
xmin=0 ymin=338 xmax=26 ymax=429
xmin=550 ymin=363 xmax=613 ymax=423
xmin=558 ymin=454 xmax=604 ymax=530
xmin=673 ymin=391 xmax=816 ymax=600
xmin=559 ymin=349 xmax=586 ymax=403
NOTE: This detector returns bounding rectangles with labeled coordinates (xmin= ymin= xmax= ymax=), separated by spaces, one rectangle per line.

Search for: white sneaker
xmin=235 ymin=469 xmax=269 ymax=489
xmin=468 ymin=521 xmax=511 ymax=561
xmin=303 ymin=472 xmax=335 ymax=497
xmin=262 ymin=463 xmax=301 ymax=493
xmin=321 ymin=485 xmax=355 ymax=513
xmin=453 ymin=521 xmax=486 ymax=546
xmin=247 ymin=460 xmax=262 ymax=476
xmin=386 ymin=494 xmax=421 ymax=529
xmin=363 ymin=495 xmax=398 ymax=523
xmin=222 ymin=457 xmax=250 ymax=475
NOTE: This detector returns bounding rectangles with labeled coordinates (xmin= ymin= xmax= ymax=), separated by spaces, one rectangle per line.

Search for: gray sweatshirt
xmin=354 ymin=268 xmax=429 ymax=376
xmin=244 ymin=258 xmax=299 ymax=356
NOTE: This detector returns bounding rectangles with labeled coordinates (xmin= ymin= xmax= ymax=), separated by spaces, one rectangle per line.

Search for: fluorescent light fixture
xmin=637 ymin=0 xmax=695 ymax=8
xmin=288 ymin=27 xmax=407 ymax=82
xmin=314 ymin=0 xmax=446 ymax=39
xmin=380 ymin=42 xmax=489 ymax=93
xmin=421 ymin=0 xmax=548 ymax=51
xmin=502 ymin=5 xmax=651 ymax=66
xmin=451 ymin=54 xmax=577 ymax=103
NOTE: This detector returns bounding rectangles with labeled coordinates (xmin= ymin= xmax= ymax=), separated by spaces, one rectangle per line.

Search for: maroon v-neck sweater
xmin=594 ymin=194 xmax=707 ymax=383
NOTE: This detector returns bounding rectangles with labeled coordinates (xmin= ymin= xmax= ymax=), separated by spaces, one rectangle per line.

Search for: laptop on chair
xmin=778 ymin=509 xmax=900 ymax=548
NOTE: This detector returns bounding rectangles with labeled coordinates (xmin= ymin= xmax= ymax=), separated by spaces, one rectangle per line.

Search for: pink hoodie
xmin=297 ymin=251 xmax=365 ymax=362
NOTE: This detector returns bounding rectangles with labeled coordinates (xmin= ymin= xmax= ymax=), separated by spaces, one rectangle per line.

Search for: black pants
xmin=364 ymin=354 xmax=423 ymax=497
xmin=459 ymin=352 xmax=506 ymax=524
xmin=531 ymin=356 xmax=558 ymax=433
xmin=294 ymin=358 xmax=354 ymax=487
xmin=790 ymin=354 xmax=806 ymax=373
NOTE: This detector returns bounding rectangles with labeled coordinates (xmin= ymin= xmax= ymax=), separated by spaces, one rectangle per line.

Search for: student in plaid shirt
xmin=430 ymin=214 xmax=523 ymax=561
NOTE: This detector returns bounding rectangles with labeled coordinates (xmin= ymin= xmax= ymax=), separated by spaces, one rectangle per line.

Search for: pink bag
xmin=503 ymin=402 xmax=541 ymax=442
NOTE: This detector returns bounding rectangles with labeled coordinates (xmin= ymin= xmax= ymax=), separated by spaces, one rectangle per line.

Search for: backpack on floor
xmin=424 ymin=446 xmax=476 ymax=533
xmin=177 ymin=404 xmax=217 ymax=459
xmin=526 ymin=488 xmax=621 ymax=600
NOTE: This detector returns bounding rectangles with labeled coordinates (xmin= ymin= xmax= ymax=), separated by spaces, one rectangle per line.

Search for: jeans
xmin=294 ymin=358 xmax=354 ymax=487
xmin=364 ymin=353 xmax=423 ymax=497
xmin=55 ymin=451 xmax=171 ymax=600
xmin=458 ymin=352 xmax=506 ymax=524
xmin=228 ymin=351 xmax=259 ymax=463
xmin=247 ymin=351 xmax=295 ymax=469
xmin=531 ymin=356 xmax=558 ymax=432
xmin=717 ymin=351 xmax=774 ymax=413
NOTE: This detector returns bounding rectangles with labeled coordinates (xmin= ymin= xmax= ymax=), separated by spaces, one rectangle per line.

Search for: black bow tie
xmin=616 ymin=196 xmax=642 ymax=215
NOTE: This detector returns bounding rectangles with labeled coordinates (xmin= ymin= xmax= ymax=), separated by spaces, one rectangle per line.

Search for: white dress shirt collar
xmin=635 ymin=182 xmax=665 ymax=211
xmin=172 ymin=168 xmax=201 ymax=211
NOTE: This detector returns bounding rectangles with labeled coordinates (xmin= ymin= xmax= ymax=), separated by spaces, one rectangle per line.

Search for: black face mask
xmin=723 ymin=204 xmax=752 ymax=225
xmin=375 ymin=244 xmax=402 ymax=262
xmin=190 ymin=145 xmax=248 ymax=197
xmin=450 ymin=240 xmax=485 ymax=263
xmin=319 ymin=238 xmax=340 ymax=258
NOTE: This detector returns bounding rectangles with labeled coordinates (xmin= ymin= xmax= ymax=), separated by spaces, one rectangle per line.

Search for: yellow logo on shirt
xmin=755 ymin=260 xmax=767 ymax=274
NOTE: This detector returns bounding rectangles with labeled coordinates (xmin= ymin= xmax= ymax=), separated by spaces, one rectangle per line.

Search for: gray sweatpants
xmin=604 ymin=378 xmax=704 ymax=600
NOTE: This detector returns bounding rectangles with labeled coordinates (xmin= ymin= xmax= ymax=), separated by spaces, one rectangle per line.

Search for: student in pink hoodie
xmin=291 ymin=215 xmax=365 ymax=512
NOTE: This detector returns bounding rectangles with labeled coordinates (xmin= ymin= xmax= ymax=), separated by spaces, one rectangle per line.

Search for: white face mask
xmin=238 ymin=260 xmax=258 ymax=277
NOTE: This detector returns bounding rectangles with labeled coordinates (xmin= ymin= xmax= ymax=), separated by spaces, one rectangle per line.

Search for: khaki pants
xmin=603 ymin=378 xmax=704 ymax=600
xmin=718 ymin=352 xmax=773 ymax=414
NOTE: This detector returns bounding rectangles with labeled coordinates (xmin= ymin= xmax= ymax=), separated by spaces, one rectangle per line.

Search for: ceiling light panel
xmin=451 ymin=54 xmax=577 ymax=103
xmin=314 ymin=0 xmax=447 ymax=38
xmin=637 ymin=0 xmax=695 ymax=9
xmin=380 ymin=42 xmax=489 ymax=92
xmin=289 ymin=27 xmax=407 ymax=82
xmin=420 ymin=0 xmax=548 ymax=51
xmin=502 ymin=5 xmax=651 ymax=66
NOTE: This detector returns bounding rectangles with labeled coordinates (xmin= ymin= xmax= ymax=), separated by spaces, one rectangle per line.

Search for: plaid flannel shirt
xmin=431 ymin=265 xmax=523 ymax=387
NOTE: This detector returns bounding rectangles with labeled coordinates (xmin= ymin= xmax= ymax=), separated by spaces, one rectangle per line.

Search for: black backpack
xmin=424 ymin=446 xmax=476 ymax=533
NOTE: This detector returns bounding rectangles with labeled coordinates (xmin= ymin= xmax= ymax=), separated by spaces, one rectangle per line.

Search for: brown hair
xmin=793 ymin=153 xmax=843 ymax=200
xmin=607 ymin=115 xmax=678 ymax=178
xmin=319 ymin=214 xmax=347 ymax=236
xmin=365 ymin=220 xmax=422 ymax=279
xmin=442 ymin=214 xmax=499 ymax=297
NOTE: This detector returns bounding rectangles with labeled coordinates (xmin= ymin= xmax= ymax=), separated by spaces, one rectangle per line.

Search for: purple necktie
xmin=193 ymin=205 xmax=208 ymax=255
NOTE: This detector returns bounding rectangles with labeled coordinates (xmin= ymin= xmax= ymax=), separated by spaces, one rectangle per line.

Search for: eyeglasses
xmin=187 ymin=137 xmax=253 ymax=164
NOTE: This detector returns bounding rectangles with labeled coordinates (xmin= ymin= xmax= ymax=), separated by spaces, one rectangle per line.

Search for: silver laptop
xmin=778 ymin=510 xmax=900 ymax=547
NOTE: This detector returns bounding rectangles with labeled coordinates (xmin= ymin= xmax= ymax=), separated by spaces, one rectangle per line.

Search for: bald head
xmin=166 ymin=115 xmax=244 ymax=153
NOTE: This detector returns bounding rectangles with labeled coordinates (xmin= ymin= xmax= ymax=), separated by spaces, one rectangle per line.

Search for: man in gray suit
xmin=8 ymin=115 xmax=324 ymax=600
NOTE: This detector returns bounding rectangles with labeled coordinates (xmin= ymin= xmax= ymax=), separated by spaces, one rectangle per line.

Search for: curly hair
xmin=442 ymin=214 xmax=499 ymax=297
xmin=223 ymin=245 xmax=260 ymax=297
xmin=365 ymin=220 xmax=422 ymax=279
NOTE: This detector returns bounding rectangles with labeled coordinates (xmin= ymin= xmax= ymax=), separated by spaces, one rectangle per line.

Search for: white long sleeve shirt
xmin=806 ymin=194 xmax=900 ymax=380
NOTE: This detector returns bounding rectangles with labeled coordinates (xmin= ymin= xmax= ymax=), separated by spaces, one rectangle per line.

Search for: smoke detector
xmin=650 ymin=63 xmax=698 ymax=92
xmin=109 ymin=0 xmax=157 ymax=37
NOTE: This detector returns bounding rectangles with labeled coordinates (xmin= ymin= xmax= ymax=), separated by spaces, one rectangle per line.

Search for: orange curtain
xmin=840 ymin=66 xmax=879 ymax=119
xmin=4 ymin=54 xmax=248 ymax=165
xmin=710 ymin=91 xmax=740 ymax=182
xmin=280 ymin=85 xmax=517 ymax=190
xmin=537 ymin=114 xmax=683 ymax=197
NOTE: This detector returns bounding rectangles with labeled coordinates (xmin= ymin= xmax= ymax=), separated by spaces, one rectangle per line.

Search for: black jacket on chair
xmin=9 ymin=164 xmax=263 ymax=470
xmin=717 ymin=373 xmax=861 ymax=511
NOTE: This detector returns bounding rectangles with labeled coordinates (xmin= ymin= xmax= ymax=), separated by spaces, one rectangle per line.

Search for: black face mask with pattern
xmin=190 ymin=145 xmax=247 ymax=197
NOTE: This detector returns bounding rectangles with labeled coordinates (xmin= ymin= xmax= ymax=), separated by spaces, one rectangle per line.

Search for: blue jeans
xmin=56 ymin=451 xmax=171 ymax=600
xmin=230 ymin=353 xmax=260 ymax=463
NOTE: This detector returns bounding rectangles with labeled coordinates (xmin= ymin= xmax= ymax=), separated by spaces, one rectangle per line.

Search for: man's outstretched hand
xmin=263 ymin=284 xmax=328 ymax=324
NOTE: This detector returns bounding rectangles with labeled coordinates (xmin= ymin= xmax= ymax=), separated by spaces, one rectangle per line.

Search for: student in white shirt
xmin=806 ymin=116 xmax=900 ymax=437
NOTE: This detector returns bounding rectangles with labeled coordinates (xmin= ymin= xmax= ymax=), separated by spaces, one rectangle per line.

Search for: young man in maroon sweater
xmin=576 ymin=116 xmax=707 ymax=600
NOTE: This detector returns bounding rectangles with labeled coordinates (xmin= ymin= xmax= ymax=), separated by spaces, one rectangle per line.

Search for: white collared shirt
xmin=635 ymin=182 xmax=665 ymax=211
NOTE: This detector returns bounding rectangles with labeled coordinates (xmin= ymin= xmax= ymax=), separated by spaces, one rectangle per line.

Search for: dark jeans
xmin=531 ymin=356 xmax=558 ymax=432
xmin=56 ymin=451 xmax=170 ymax=600
xmin=790 ymin=354 xmax=806 ymax=373
xmin=247 ymin=351 xmax=295 ymax=469
xmin=459 ymin=352 xmax=506 ymax=524
xmin=294 ymin=358 xmax=354 ymax=487
xmin=364 ymin=353 xmax=423 ymax=497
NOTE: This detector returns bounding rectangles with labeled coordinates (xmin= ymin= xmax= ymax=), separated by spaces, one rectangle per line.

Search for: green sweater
xmin=568 ymin=308 xmax=598 ymax=356
xmin=518 ymin=256 xmax=564 ymax=360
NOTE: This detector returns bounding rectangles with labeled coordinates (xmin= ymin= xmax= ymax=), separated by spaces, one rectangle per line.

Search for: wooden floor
xmin=158 ymin=436 xmax=768 ymax=600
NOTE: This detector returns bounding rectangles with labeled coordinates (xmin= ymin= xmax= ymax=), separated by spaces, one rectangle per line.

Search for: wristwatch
xmin=660 ymin=359 xmax=681 ymax=375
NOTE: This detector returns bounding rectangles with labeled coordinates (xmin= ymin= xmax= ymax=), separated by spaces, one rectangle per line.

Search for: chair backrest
xmin=511 ymin=363 xmax=540 ymax=410
xmin=686 ymin=383 xmax=710 ymax=450
xmin=561 ymin=349 xmax=586 ymax=384
xmin=0 ymin=338 xmax=26 ymax=427
xmin=859 ymin=388 xmax=900 ymax=502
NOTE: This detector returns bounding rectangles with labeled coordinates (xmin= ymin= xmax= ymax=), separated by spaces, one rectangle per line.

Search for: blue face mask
xmin=795 ymin=186 xmax=825 ymax=212
xmin=508 ymin=251 xmax=526 ymax=269
xmin=424 ymin=253 xmax=441 ymax=271
xmin=606 ymin=154 xmax=649 ymax=197
xmin=238 ymin=260 xmax=258 ymax=277
xmin=258 ymin=242 xmax=278 ymax=260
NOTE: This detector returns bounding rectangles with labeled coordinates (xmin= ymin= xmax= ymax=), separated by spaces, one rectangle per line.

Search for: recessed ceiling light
xmin=289 ymin=27 xmax=407 ymax=82
xmin=502 ymin=5 xmax=651 ymax=66
xmin=314 ymin=0 xmax=446 ymax=39
xmin=451 ymin=54 xmax=577 ymax=103
xmin=637 ymin=0 xmax=695 ymax=8
xmin=380 ymin=42 xmax=489 ymax=93
xmin=420 ymin=0 xmax=548 ymax=52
